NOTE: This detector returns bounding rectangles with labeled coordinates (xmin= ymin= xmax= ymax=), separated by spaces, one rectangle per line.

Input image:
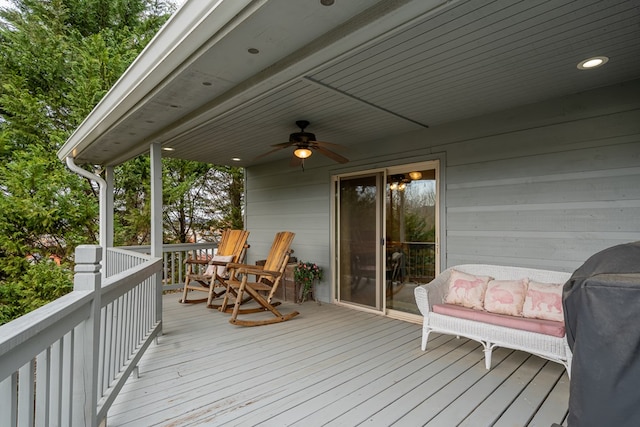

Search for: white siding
xmin=246 ymin=80 xmax=640 ymax=301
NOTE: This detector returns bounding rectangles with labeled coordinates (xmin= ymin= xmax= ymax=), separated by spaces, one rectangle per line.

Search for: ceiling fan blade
xmin=290 ymin=155 xmax=303 ymax=167
xmin=315 ymin=146 xmax=349 ymax=163
xmin=312 ymin=140 xmax=345 ymax=149
xmin=271 ymin=141 xmax=295 ymax=148
xmin=254 ymin=144 xmax=292 ymax=159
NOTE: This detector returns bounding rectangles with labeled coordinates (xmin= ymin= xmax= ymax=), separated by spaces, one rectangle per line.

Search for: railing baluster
xmin=98 ymin=308 xmax=106 ymax=397
xmin=0 ymin=373 xmax=18 ymax=426
xmin=35 ymin=348 xmax=51 ymax=427
xmin=50 ymin=340 xmax=62 ymax=427
xmin=61 ymin=332 xmax=72 ymax=427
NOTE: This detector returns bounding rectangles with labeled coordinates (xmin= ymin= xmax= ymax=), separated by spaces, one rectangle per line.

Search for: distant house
xmin=57 ymin=0 xmax=640 ymax=322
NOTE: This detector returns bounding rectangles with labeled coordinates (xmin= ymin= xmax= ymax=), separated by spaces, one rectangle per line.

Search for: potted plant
xmin=293 ymin=261 xmax=322 ymax=303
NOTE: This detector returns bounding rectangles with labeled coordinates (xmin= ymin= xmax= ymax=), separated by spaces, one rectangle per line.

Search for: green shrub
xmin=0 ymin=262 xmax=72 ymax=326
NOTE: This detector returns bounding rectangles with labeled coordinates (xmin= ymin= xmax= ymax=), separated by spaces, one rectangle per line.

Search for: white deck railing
xmin=0 ymin=245 xmax=163 ymax=427
xmin=116 ymin=242 xmax=218 ymax=291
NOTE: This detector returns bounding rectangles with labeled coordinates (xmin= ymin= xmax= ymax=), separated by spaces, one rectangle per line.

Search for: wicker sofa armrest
xmin=414 ymin=268 xmax=453 ymax=317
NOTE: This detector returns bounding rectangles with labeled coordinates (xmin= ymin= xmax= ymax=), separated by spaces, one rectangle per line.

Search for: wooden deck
xmin=107 ymin=294 xmax=569 ymax=426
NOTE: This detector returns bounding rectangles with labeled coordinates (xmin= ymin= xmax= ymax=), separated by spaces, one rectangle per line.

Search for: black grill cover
xmin=563 ymin=241 xmax=640 ymax=427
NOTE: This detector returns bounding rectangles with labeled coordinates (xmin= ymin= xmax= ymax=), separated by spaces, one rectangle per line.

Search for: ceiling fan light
xmin=294 ymin=147 xmax=313 ymax=159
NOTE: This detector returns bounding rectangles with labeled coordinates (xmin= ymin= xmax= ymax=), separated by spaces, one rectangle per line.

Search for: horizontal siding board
xmin=446 ymin=207 xmax=640 ymax=232
xmin=448 ymin=165 xmax=640 ymax=190
xmin=447 ymin=175 xmax=640 ymax=207
xmin=446 ymin=236 xmax=630 ymax=268
xmin=445 ymin=133 xmax=640 ymax=178
xmin=446 ymin=233 xmax=632 ymax=272
xmin=445 ymin=254 xmax=580 ymax=272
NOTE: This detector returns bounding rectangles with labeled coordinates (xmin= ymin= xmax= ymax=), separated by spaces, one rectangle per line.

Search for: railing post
xmin=72 ymin=245 xmax=102 ymax=427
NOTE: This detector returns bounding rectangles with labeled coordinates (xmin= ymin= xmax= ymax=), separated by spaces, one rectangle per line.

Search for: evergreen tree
xmin=0 ymin=0 xmax=174 ymax=324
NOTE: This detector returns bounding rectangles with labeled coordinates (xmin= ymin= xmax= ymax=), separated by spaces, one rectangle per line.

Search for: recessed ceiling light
xmin=577 ymin=56 xmax=609 ymax=70
xmin=320 ymin=0 xmax=335 ymax=5
xmin=248 ymin=48 xmax=259 ymax=54
xmin=162 ymin=147 xmax=175 ymax=151
xmin=202 ymin=81 xmax=213 ymax=86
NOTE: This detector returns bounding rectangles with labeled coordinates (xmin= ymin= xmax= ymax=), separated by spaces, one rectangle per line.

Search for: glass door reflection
xmin=385 ymin=168 xmax=437 ymax=315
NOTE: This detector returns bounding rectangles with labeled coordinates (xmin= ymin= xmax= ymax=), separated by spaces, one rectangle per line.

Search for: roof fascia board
xmin=57 ymin=0 xmax=260 ymax=162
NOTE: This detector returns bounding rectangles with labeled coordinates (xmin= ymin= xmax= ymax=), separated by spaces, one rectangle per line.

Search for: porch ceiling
xmin=59 ymin=0 xmax=640 ymax=168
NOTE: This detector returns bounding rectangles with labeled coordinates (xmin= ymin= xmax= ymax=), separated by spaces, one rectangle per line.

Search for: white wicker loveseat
xmin=414 ymin=264 xmax=573 ymax=376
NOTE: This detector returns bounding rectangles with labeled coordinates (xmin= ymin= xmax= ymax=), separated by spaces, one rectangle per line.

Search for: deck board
xmin=107 ymin=294 xmax=569 ymax=426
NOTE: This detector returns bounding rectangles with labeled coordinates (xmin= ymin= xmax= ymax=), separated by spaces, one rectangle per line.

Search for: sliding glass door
xmin=335 ymin=162 xmax=438 ymax=317
xmin=385 ymin=166 xmax=438 ymax=315
xmin=337 ymin=173 xmax=382 ymax=310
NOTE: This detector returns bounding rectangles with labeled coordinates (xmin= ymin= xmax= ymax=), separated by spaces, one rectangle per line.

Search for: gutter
xmin=65 ymin=157 xmax=108 ymax=249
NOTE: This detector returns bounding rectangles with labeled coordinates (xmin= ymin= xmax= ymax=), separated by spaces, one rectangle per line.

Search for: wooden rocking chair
xmin=179 ymin=229 xmax=249 ymax=305
xmin=219 ymin=231 xmax=298 ymax=326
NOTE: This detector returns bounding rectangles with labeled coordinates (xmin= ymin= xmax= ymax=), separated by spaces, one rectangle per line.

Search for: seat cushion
xmin=433 ymin=303 xmax=566 ymax=337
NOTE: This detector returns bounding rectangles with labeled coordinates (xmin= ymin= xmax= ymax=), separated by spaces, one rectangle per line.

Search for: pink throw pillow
xmin=445 ymin=270 xmax=492 ymax=310
xmin=484 ymin=279 xmax=529 ymax=316
xmin=523 ymin=281 xmax=564 ymax=322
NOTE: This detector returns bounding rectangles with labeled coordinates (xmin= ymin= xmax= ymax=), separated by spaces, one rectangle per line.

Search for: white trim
xmin=150 ymin=143 xmax=163 ymax=259
xmin=105 ymin=166 xmax=115 ymax=248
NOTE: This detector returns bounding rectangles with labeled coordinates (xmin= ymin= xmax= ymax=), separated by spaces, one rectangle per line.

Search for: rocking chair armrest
xmin=257 ymin=269 xmax=282 ymax=278
xmin=226 ymin=262 xmax=254 ymax=270
xmin=232 ymin=265 xmax=281 ymax=278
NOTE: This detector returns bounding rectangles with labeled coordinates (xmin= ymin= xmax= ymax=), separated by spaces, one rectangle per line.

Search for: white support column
xmin=72 ymin=245 xmax=102 ymax=427
xmin=150 ymin=143 xmax=163 ymax=326
xmin=104 ymin=166 xmax=115 ymax=249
